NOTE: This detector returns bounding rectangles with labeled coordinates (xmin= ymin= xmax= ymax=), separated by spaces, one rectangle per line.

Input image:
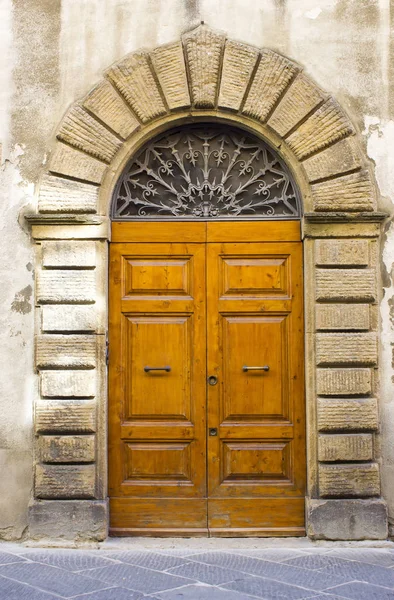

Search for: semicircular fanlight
xmin=112 ymin=124 xmax=301 ymax=220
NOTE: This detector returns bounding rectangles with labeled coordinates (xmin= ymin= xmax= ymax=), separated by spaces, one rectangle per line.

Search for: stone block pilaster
xmin=304 ymin=214 xmax=386 ymax=540
xmin=28 ymin=215 xmax=108 ymax=541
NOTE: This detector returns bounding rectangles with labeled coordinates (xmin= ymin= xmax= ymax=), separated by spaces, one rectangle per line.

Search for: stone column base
xmin=29 ymin=500 xmax=108 ymax=542
xmin=306 ymin=498 xmax=388 ymax=540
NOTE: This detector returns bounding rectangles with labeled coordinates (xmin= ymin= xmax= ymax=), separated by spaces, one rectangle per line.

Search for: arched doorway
xmin=27 ymin=25 xmax=387 ymax=542
xmin=108 ymin=123 xmax=305 ymax=535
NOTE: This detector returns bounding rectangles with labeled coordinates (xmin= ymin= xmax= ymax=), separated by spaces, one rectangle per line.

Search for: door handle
xmin=242 ymin=365 xmax=269 ymax=372
xmin=144 ymin=366 xmax=171 ymax=372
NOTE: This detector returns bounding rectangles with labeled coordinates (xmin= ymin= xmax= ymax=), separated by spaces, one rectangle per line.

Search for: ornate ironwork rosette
xmin=112 ymin=124 xmax=301 ymax=220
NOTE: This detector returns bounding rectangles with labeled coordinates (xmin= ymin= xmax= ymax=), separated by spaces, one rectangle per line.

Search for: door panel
xmin=124 ymin=315 xmax=192 ymax=420
xmin=123 ymin=258 xmax=192 ymax=297
xmin=112 ymin=221 xmax=206 ymax=242
xmin=205 ymin=498 xmax=305 ymax=536
xmin=221 ymin=315 xmax=289 ymax=421
xmin=124 ymin=442 xmax=192 ymax=483
xmin=222 ymin=441 xmax=292 ymax=482
xmin=206 ymin=221 xmax=301 ymax=242
xmin=220 ymin=257 xmax=289 ymax=297
xmin=109 ymin=223 xmax=306 ymax=536
xmin=206 ymin=239 xmax=305 ymax=535
xmin=109 ymin=241 xmax=207 ymax=535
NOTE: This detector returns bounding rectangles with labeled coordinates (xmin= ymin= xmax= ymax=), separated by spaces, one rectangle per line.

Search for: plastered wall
xmin=0 ymin=0 xmax=393 ymax=539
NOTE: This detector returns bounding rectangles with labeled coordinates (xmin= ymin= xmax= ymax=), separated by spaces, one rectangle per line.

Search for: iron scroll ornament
xmin=112 ymin=124 xmax=301 ymax=220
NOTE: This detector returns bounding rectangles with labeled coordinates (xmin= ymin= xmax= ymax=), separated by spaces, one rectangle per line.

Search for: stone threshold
xmin=1 ymin=537 xmax=393 ymax=552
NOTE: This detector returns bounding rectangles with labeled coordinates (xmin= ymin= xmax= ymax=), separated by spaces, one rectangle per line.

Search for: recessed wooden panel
xmin=221 ymin=256 xmax=289 ymax=298
xmin=222 ymin=315 xmax=289 ymax=421
xmin=124 ymin=442 xmax=192 ymax=483
xmin=110 ymin=498 xmax=208 ymax=534
xmin=124 ymin=314 xmax=191 ymax=420
xmin=123 ymin=256 xmax=191 ymax=297
xmin=208 ymin=498 xmax=305 ymax=534
xmin=222 ymin=441 xmax=291 ymax=483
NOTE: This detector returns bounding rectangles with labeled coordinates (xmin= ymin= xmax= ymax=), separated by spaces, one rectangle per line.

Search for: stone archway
xmin=27 ymin=24 xmax=387 ymax=541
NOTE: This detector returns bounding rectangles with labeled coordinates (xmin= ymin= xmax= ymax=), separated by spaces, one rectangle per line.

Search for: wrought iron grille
xmin=112 ymin=124 xmax=301 ymax=220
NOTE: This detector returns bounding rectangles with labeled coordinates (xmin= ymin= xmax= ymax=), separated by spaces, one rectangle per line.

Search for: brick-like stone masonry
xmin=314 ymin=238 xmax=380 ymax=500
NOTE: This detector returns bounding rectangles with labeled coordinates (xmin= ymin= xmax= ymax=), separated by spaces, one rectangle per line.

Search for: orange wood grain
xmin=109 ymin=222 xmax=306 ymax=535
xmin=206 ymin=221 xmax=301 ymax=242
xmin=206 ymin=235 xmax=306 ymax=531
xmin=109 ymin=238 xmax=207 ymax=532
xmin=111 ymin=221 xmax=206 ymax=242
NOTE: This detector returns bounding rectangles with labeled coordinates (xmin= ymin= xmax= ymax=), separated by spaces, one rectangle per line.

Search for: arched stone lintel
xmin=39 ymin=24 xmax=377 ymax=217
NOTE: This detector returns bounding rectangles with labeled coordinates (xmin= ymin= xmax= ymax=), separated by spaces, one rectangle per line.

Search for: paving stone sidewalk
xmin=0 ymin=541 xmax=393 ymax=599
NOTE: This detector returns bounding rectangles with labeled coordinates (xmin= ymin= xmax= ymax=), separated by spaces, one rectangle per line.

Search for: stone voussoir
xmin=38 ymin=174 xmax=99 ymax=214
xmin=57 ymin=105 xmax=122 ymax=163
xmin=268 ymin=72 xmax=325 ymax=137
xmin=302 ymin=137 xmax=362 ymax=182
xmin=319 ymin=463 xmax=380 ymax=497
xmin=106 ymin=51 xmax=167 ymax=123
xmin=311 ymin=169 xmax=376 ymax=212
xmin=35 ymin=400 xmax=97 ymax=434
xmin=318 ymin=433 xmax=373 ymax=462
xmin=182 ymin=24 xmax=226 ymax=108
xmin=287 ymin=97 xmax=355 ymax=160
xmin=35 ymin=464 xmax=96 ymax=499
xmin=242 ymin=49 xmax=299 ymax=122
xmin=317 ymin=397 xmax=378 ymax=431
xmin=316 ymin=333 xmax=377 ymax=366
xmin=218 ymin=39 xmax=259 ymax=111
xmin=150 ymin=41 xmax=190 ymax=110
xmin=83 ymin=79 xmax=139 ymax=140
xmin=49 ymin=142 xmax=107 ymax=184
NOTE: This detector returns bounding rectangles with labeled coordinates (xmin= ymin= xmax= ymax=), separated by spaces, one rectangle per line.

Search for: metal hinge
xmin=105 ymin=334 xmax=109 ymax=366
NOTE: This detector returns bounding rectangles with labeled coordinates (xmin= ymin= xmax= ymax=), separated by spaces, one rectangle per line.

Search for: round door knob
xmin=208 ymin=375 xmax=218 ymax=386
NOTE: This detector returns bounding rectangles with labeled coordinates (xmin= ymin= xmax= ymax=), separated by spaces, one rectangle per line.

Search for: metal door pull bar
xmin=242 ymin=365 xmax=269 ymax=372
xmin=144 ymin=366 xmax=171 ymax=372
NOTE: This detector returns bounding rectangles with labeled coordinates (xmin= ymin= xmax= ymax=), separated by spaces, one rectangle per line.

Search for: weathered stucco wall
xmin=0 ymin=0 xmax=393 ymax=539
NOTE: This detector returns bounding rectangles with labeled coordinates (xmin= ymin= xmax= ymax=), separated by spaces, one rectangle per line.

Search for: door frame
xmin=27 ymin=25 xmax=387 ymax=542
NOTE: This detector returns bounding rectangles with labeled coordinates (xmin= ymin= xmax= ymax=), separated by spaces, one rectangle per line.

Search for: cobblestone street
xmin=0 ymin=541 xmax=393 ymax=599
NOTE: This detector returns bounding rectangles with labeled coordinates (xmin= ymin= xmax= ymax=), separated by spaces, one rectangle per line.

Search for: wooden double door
xmin=109 ymin=221 xmax=306 ymax=536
